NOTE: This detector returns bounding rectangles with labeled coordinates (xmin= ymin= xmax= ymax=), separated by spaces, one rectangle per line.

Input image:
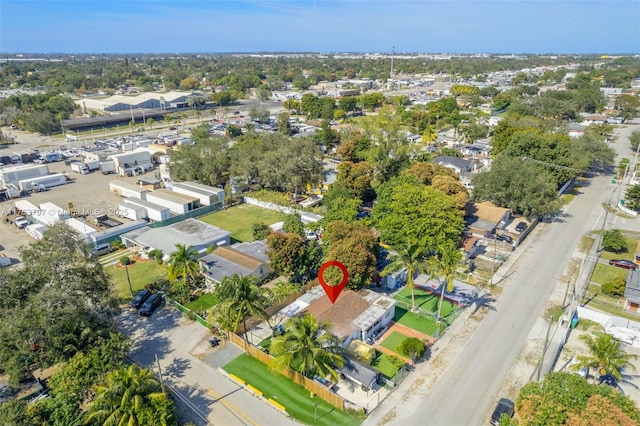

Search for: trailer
xmin=71 ymin=162 xmax=89 ymax=174
xmin=170 ymin=182 xmax=219 ymax=206
xmin=145 ymin=189 xmax=198 ymax=214
xmin=125 ymin=198 xmax=171 ymax=222
xmin=99 ymin=161 xmax=116 ymax=175
xmin=18 ymin=173 xmax=67 ymax=192
xmin=117 ymin=202 xmax=148 ymax=221
xmin=85 ymin=161 xmax=100 ymax=171
xmin=180 ymin=181 xmax=226 ymax=203
xmin=108 ymin=151 xmax=152 ymax=173
xmin=0 ymin=164 xmax=49 ymax=186
xmin=94 ymin=214 xmax=123 ymax=228
xmin=41 ymin=152 xmax=62 ymax=163
xmin=1 ymin=184 xmax=21 ymax=200
xmin=109 ymin=181 xmax=149 ymax=200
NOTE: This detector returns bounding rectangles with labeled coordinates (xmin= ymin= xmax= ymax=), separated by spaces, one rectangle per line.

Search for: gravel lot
xmin=0 ymin=152 xmax=158 ymax=262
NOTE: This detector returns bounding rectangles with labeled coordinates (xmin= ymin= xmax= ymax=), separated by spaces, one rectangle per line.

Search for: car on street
xmin=609 ymin=259 xmax=638 ymax=270
xmin=515 ymin=221 xmax=528 ymax=232
xmin=490 ymin=398 xmax=515 ymax=425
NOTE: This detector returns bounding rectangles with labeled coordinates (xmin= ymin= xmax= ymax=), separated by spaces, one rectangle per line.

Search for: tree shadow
xmin=471 ymin=291 xmax=497 ymax=314
xmin=166 ymin=380 xmax=214 ymax=426
xmin=164 ymin=357 xmax=191 ymax=379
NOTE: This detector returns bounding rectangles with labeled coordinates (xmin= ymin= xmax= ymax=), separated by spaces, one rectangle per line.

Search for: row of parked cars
xmin=131 ymin=288 xmax=163 ymax=317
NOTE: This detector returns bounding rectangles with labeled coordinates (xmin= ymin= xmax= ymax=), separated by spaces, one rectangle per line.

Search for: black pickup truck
xmin=94 ymin=214 xmax=123 ymax=228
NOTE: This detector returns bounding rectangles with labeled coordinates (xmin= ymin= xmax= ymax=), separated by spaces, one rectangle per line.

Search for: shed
xmin=339 ymin=356 xmax=380 ymax=390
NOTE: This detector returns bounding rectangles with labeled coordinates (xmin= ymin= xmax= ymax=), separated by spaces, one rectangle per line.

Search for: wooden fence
xmin=227 ymin=332 xmax=346 ymax=410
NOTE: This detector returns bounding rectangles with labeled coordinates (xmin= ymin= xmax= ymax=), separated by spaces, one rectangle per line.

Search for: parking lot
xmin=0 ymin=159 xmax=158 ymax=261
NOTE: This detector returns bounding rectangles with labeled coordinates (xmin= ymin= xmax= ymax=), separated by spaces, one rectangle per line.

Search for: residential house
xmin=297 ymin=288 xmax=397 ymax=347
xmin=120 ymin=218 xmax=230 ymax=258
xmin=199 ymin=241 xmax=271 ymax=286
xmin=624 ymin=269 xmax=640 ymax=312
xmin=433 ymin=155 xmax=472 ymax=176
xmin=465 ymin=201 xmax=512 ymax=238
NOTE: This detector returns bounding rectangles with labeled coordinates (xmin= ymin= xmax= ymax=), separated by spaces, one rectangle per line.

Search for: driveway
xmin=118 ymin=305 xmax=297 ymax=426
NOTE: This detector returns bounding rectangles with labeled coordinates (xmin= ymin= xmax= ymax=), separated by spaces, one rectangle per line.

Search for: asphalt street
xmin=368 ymin=123 xmax=639 ymax=425
xmin=119 ymin=307 xmax=298 ymax=426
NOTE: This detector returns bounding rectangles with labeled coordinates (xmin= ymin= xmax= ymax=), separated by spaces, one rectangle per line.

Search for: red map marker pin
xmin=318 ymin=260 xmax=349 ymax=304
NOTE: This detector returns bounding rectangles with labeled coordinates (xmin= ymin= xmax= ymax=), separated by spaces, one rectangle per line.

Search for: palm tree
xmin=213 ymin=274 xmax=266 ymax=343
xmin=84 ymin=365 xmax=175 ymax=426
xmin=428 ymin=240 xmax=464 ymax=322
xmin=569 ymin=331 xmax=638 ymax=380
xmin=269 ymin=313 xmax=345 ymax=381
xmin=382 ymin=237 xmax=429 ymax=312
xmin=167 ymin=244 xmax=199 ymax=285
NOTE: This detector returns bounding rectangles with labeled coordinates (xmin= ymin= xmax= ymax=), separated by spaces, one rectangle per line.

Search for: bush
xmin=110 ymin=240 xmax=125 ymax=250
xmin=119 ymin=256 xmax=131 ymax=266
xmin=602 ymin=277 xmax=626 ymax=297
xmin=252 ymin=222 xmax=270 ymax=240
xmin=397 ymin=337 xmax=425 ymax=360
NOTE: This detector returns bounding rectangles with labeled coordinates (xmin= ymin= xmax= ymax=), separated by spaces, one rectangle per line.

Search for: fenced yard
xmin=199 ymin=204 xmax=284 ymax=243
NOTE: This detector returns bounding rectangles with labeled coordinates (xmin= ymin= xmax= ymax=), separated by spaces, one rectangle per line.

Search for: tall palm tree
xmin=570 ymin=331 xmax=638 ymax=380
xmin=428 ymin=240 xmax=464 ymax=321
xmin=84 ymin=365 xmax=175 ymax=426
xmin=167 ymin=244 xmax=199 ymax=285
xmin=382 ymin=237 xmax=429 ymax=312
xmin=213 ymin=274 xmax=266 ymax=343
xmin=269 ymin=313 xmax=345 ymax=381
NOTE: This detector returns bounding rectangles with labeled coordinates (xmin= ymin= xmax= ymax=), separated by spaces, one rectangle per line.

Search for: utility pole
xmin=124 ymin=263 xmax=133 ymax=297
xmin=537 ymin=316 xmax=554 ymax=382
xmin=156 ymin=354 xmax=166 ymax=393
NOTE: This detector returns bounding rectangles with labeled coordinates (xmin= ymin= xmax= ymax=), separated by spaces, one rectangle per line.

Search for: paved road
xmin=119 ymin=307 xmax=297 ymax=426
xmin=370 ymin=124 xmax=638 ymax=425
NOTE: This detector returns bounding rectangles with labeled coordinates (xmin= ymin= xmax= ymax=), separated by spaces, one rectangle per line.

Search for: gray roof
xmin=200 ymin=253 xmax=254 ymax=283
xmin=180 ymin=181 xmax=225 ymax=196
xmin=231 ymin=240 xmax=270 ymax=263
xmin=433 ymin=155 xmax=471 ymax=172
xmin=625 ymin=270 xmax=640 ymax=303
xmin=339 ymin=356 xmax=380 ymax=389
xmin=121 ymin=218 xmax=229 ymax=255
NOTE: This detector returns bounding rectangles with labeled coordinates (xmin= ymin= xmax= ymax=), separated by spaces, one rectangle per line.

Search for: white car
xmin=304 ymin=230 xmax=318 ymax=240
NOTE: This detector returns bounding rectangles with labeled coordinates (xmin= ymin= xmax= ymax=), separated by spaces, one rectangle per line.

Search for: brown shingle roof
xmin=470 ymin=201 xmax=510 ymax=224
xmin=303 ymin=290 xmax=369 ymax=340
xmin=214 ymin=246 xmax=263 ymax=270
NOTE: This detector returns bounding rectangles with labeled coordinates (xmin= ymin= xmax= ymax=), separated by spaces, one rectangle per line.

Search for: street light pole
xmin=124 ymin=263 xmax=133 ymax=297
xmin=138 ymin=108 xmax=146 ymax=129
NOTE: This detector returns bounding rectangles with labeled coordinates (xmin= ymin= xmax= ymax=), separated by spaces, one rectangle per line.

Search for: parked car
xmin=139 ymin=293 xmax=162 ymax=317
xmin=496 ymin=234 xmax=513 ymax=244
xmin=90 ymin=243 xmax=113 ymax=257
xmin=130 ymin=289 xmax=152 ymax=309
xmin=490 ymin=398 xmax=515 ymax=425
xmin=515 ymin=221 xmax=528 ymax=232
xmin=609 ymin=259 xmax=638 ymax=270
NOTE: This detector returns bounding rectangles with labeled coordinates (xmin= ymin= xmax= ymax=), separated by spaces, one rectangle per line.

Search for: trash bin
xmin=571 ymin=313 xmax=579 ymax=329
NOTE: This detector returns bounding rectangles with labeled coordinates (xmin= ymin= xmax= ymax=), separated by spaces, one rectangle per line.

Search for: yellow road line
xmin=207 ymin=388 xmax=260 ymax=426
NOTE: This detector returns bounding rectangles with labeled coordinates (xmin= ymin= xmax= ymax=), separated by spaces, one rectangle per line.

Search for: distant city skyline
xmin=1 ymin=0 xmax=639 ymax=54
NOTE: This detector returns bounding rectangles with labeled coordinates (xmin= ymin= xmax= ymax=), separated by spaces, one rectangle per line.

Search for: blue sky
xmin=1 ymin=1 xmax=638 ymax=54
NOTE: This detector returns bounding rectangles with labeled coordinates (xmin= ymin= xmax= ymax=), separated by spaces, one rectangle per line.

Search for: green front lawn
xmin=199 ymin=205 xmax=284 ymax=243
xmin=223 ymin=355 xmax=360 ymax=426
xmin=393 ymin=307 xmax=443 ymax=336
xmin=371 ymin=351 xmax=404 ymax=380
xmin=106 ymin=261 xmax=168 ymax=299
xmin=395 ymin=287 xmax=457 ymax=317
xmin=379 ymin=331 xmax=410 ymax=355
xmin=184 ymin=293 xmax=219 ymax=313
xmin=591 ymin=263 xmax=629 ymax=286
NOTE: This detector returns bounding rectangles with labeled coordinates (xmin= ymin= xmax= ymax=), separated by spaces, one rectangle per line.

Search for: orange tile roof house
xmin=301 ymin=289 xmax=397 ymax=346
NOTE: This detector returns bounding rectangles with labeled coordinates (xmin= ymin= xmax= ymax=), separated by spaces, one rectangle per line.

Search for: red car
xmin=609 ymin=259 xmax=638 ymax=270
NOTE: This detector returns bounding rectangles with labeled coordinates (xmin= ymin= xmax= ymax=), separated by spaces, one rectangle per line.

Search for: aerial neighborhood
xmin=0 ymin=48 xmax=640 ymax=426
